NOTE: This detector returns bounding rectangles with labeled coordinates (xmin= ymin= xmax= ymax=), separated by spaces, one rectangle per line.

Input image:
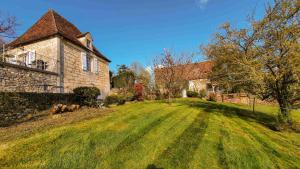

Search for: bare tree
xmin=0 ymin=12 xmax=17 ymax=55
xmin=154 ymin=49 xmax=193 ymax=103
xmin=0 ymin=12 xmax=17 ymax=38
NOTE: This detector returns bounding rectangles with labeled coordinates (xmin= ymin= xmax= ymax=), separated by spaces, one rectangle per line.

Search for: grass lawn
xmin=0 ymin=99 xmax=300 ymax=169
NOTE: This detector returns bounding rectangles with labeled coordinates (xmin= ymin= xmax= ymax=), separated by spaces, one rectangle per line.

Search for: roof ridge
xmin=49 ymin=9 xmax=58 ymax=33
xmin=50 ymin=9 xmax=82 ymax=35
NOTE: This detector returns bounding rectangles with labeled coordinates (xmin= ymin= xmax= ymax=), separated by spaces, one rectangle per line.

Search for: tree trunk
xmin=168 ymin=91 xmax=171 ymax=104
xmin=278 ymin=98 xmax=291 ymax=125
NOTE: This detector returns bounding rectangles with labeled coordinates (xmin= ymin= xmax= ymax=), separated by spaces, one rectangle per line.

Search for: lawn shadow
xmin=146 ymin=164 xmax=164 ymax=169
xmin=180 ymin=100 xmax=278 ymax=131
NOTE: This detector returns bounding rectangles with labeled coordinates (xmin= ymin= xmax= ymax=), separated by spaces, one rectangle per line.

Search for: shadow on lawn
xmin=146 ymin=164 xmax=163 ymax=169
xmin=181 ymin=100 xmax=278 ymax=131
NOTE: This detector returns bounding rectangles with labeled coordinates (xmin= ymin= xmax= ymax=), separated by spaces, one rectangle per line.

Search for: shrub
xmin=199 ymin=89 xmax=207 ymax=99
xmin=155 ymin=90 xmax=162 ymax=100
xmin=117 ymin=97 xmax=126 ymax=105
xmin=125 ymin=92 xmax=135 ymax=101
xmin=207 ymin=93 xmax=217 ymax=102
xmin=73 ymin=87 xmax=100 ymax=107
xmin=134 ymin=83 xmax=144 ymax=101
xmin=187 ymin=91 xmax=199 ymax=98
xmin=104 ymin=95 xmax=126 ymax=106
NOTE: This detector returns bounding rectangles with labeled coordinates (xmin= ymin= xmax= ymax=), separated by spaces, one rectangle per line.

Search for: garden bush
xmin=134 ymin=83 xmax=144 ymax=101
xmin=187 ymin=91 xmax=199 ymax=98
xmin=125 ymin=92 xmax=135 ymax=101
xmin=73 ymin=87 xmax=100 ymax=107
xmin=104 ymin=95 xmax=126 ymax=106
xmin=199 ymin=89 xmax=207 ymax=99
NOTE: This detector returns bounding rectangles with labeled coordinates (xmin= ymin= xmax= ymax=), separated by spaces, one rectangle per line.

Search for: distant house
xmin=2 ymin=9 xmax=111 ymax=97
xmin=154 ymin=61 xmax=216 ymax=97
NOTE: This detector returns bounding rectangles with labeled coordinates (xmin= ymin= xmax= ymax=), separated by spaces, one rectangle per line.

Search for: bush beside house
xmin=73 ymin=87 xmax=101 ymax=107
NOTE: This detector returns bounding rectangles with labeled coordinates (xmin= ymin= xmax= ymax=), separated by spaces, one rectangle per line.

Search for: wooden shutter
xmin=25 ymin=52 xmax=30 ymax=66
xmin=94 ymin=58 xmax=99 ymax=73
xmin=81 ymin=52 xmax=87 ymax=71
xmin=27 ymin=51 xmax=36 ymax=66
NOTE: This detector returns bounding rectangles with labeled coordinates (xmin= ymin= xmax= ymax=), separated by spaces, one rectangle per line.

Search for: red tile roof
xmin=8 ymin=9 xmax=110 ymax=62
xmin=155 ymin=61 xmax=213 ymax=81
xmin=184 ymin=61 xmax=213 ymax=80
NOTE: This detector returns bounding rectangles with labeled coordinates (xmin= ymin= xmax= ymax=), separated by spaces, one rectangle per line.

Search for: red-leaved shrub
xmin=134 ymin=83 xmax=144 ymax=101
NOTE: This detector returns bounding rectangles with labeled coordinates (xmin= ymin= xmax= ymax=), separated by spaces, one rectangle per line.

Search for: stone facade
xmin=3 ymin=36 xmax=110 ymax=97
xmin=188 ymin=79 xmax=210 ymax=92
xmin=63 ymin=39 xmax=110 ymax=97
xmin=5 ymin=37 xmax=60 ymax=73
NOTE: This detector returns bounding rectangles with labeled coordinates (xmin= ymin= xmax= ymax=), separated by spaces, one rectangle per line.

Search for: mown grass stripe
xmin=153 ymin=111 xmax=209 ymax=169
xmin=114 ymin=108 xmax=179 ymax=152
xmin=217 ymin=128 xmax=230 ymax=169
xmin=232 ymin=118 xmax=300 ymax=168
xmin=104 ymin=105 xmax=197 ymax=169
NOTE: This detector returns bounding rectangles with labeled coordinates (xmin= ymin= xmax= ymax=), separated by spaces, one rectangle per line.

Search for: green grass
xmin=0 ymin=99 xmax=299 ymax=169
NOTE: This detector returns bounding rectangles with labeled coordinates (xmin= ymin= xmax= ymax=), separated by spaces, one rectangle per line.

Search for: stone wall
xmin=0 ymin=62 xmax=59 ymax=93
xmin=217 ymin=93 xmax=276 ymax=105
xmin=63 ymin=40 xmax=110 ymax=97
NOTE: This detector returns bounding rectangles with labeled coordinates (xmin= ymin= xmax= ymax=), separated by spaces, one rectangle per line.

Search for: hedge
xmin=0 ymin=92 xmax=76 ymax=127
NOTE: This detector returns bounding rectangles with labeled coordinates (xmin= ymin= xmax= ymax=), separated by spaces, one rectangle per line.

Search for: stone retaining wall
xmin=0 ymin=62 xmax=59 ymax=93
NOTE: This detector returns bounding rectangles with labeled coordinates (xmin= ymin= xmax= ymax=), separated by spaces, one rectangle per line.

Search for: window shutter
xmin=94 ymin=58 xmax=99 ymax=73
xmin=81 ymin=52 xmax=87 ymax=70
xmin=28 ymin=51 xmax=36 ymax=65
xmin=25 ymin=52 xmax=30 ymax=66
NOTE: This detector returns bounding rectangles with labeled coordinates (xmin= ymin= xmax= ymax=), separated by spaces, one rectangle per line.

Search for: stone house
xmin=1 ymin=9 xmax=111 ymax=97
xmin=154 ymin=61 xmax=216 ymax=97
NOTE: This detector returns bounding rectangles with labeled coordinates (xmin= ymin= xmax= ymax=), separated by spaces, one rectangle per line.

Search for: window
xmin=87 ymin=39 xmax=91 ymax=49
xmin=81 ymin=52 xmax=91 ymax=71
xmin=86 ymin=55 xmax=91 ymax=71
xmin=11 ymin=51 xmax=36 ymax=67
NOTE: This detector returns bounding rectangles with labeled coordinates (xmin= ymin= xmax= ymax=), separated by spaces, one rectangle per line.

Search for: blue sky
xmin=1 ymin=0 xmax=271 ymax=71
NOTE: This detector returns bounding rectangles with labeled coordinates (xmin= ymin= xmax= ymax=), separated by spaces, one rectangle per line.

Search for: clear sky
xmin=1 ymin=0 xmax=271 ymax=71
